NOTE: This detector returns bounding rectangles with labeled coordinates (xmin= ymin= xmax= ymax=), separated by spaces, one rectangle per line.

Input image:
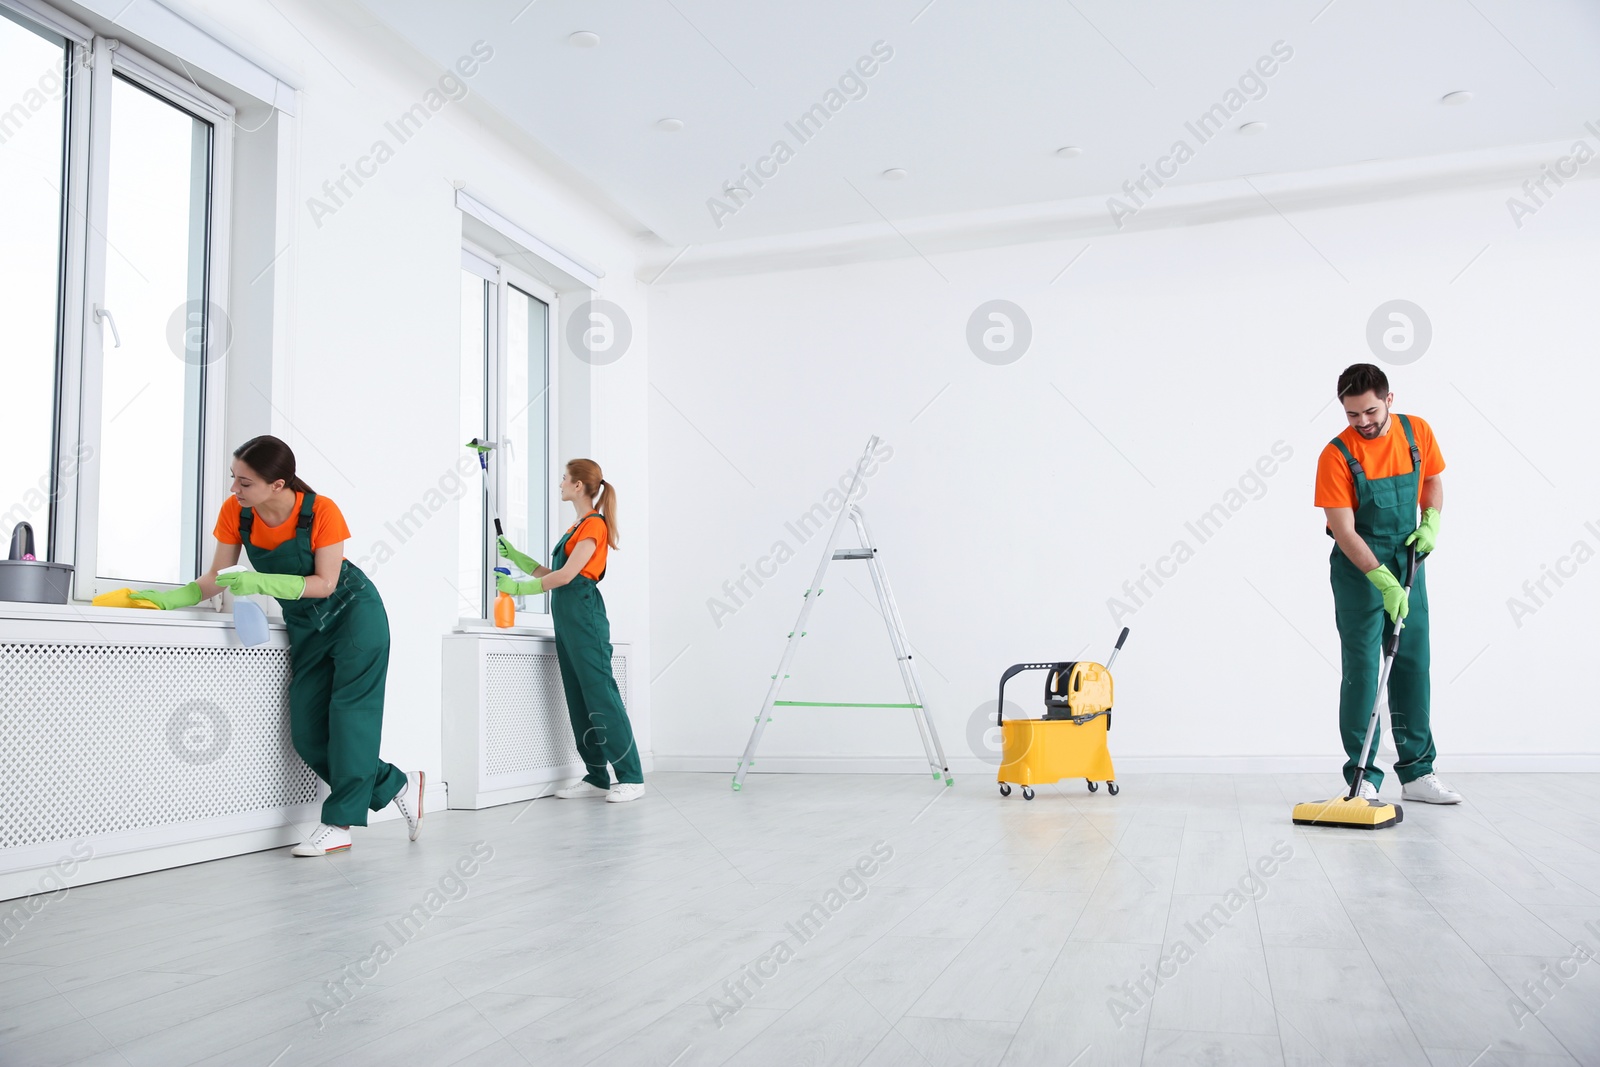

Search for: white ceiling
xmin=355 ymin=0 xmax=1600 ymax=249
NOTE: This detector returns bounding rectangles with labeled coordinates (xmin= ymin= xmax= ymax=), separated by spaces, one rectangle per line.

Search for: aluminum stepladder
xmin=732 ymin=435 xmax=952 ymax=791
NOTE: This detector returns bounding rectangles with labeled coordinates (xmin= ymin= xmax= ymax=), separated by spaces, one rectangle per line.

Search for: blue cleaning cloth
xmin=233 ymin=599 xmax=270 ymax=647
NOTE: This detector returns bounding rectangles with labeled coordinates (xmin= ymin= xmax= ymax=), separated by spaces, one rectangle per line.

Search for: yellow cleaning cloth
xmin=92 ymin=587 xmax=159 ymax=609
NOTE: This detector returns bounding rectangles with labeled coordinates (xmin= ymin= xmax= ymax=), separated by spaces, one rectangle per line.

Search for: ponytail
xmin=567 ymin=458 xmax=618 ymax=548
xmin=596 ymin=479 xmax=618 ymax=548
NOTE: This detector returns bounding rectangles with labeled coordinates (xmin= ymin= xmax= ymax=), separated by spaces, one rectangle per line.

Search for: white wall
xmin=177 ymin=0 xmax=655 ymax=788
xmin=648 ymin=175 xmax=1600 ymax=774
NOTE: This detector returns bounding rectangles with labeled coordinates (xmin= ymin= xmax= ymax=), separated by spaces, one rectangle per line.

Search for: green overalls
xmin=550 ymin=513 xmax=641 ymax=789
xmin=1328 ymin=414 xmax=1435 ymax=791
xmin=240 ymin=493 xmax=406 ymax=826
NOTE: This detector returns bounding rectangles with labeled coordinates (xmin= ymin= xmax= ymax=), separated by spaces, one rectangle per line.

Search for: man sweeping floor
xmin=1315 ymin=363 xmax=1462 ymax=805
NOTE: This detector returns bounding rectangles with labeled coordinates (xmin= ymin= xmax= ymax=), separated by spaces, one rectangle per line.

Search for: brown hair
xmin=233 ymin=435 xmax=313 ymax=494
xmin=1337 ymin=363 xmax=1390 ymax=401
xmin=567 ymin=458 xmax=618 ymax=548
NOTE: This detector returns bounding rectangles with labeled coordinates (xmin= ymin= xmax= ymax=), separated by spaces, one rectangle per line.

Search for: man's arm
xmin=1421 ymin=473 xmax=1443 ymax=515
xmin=1325 ymin=507 xmax=1380 ymax=573
xmin=1401 ymin=472 xmax=1445 ymax=555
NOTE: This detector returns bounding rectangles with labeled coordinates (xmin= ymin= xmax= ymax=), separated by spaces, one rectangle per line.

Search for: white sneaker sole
xmin=555 ymin=786 xmax=610 ymax=799
xmin=409 ymin=771 xmax=425 ymax=840
xmin=1402 ymin=792 xmax=1462 ymax=805
xmin=391 ymin=771 xmax=424 ymax=840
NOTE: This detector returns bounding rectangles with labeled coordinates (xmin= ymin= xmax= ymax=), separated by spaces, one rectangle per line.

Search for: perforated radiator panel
xmin=0 ymin=642 xmax=317 ymax=850
xmin=483 ymin=652 xmax=629 ymax=777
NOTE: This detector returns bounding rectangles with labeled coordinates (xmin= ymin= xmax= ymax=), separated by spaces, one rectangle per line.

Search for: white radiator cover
xmin=1 ymin=643 xmax=314 ymax=850
xmin=0 ymin=606 xmax=318 ymax=901
xmin=443 ymin=631 xmax=630 ymax=808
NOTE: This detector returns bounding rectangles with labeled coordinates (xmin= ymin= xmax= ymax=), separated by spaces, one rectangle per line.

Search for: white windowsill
xmin=452 ymin=617 xmax=557 ymax=638
xmin=0 ymin=598 xmax=285 ymax=630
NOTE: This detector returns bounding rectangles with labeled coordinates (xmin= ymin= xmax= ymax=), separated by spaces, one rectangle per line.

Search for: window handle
xmin=93 ymin=304 xmax=122 ymax=348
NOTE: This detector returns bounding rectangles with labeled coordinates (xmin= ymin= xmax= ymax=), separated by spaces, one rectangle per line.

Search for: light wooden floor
xmin=2 ymin=772 xmax=1598 ymax=1066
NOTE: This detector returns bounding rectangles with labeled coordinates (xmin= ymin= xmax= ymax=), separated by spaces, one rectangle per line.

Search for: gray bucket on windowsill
xmin=0 ymin=560 xmax=74 ymax=604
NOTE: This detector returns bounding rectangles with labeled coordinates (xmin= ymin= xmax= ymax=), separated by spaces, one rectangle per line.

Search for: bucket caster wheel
xmin=1107 ymin=781 xmax=1119 ymax=796
xmin=1022 ymin=786 xmax=1035 ymax=801
xmin=1087 ymin=780 xmax=1098 ymax=793
xmin=999 ymin=783 xmax=1011 ymax=797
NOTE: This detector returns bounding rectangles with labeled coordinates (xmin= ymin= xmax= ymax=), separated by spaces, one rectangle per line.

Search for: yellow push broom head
xmin=1292 ymin=795 xmax=1403 ymax=830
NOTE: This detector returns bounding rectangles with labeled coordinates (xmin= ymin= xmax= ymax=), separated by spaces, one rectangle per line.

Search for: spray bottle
xmin=493 ymin=566 xmax=515 ymax=628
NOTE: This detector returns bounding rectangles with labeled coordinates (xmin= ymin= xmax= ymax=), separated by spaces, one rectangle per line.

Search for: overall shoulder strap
xmin=1397 ymin=414 xmax=1421 ymax=473
xmin=1331 ymin=436 xmax=1365 ymax=481
xmin=239 ymin=505 xmax=253 ymax=540
xmin=295 ymin=492 xmax=316 ymax=546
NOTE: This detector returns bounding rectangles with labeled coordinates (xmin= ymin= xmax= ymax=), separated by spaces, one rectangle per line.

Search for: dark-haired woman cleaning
xmin=132 ymin=435 xmax=423 ymax=856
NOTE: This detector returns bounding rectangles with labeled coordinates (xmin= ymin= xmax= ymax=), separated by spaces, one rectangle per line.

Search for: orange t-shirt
xmin=214 ymin=493 xmax=352 ymax=552
xmin=1314 ymin=415 xmax=1445 ymax=511
xmin=561 ymin=514 xmax=609 ymax=580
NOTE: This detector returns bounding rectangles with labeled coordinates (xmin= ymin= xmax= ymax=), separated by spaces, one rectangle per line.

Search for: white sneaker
xmin=1402 ymin=773 xmax=1462 ymax=804
xmin=1352 ymin=779 xmax=1378 ymax=800
xmin=607 ymin=782 xmax=646 ymax=804
xmin=392 ymin=770 xmax=424 ymax=840
xmin=554 ymin=780 xmax=610 ymax=799
xmin=292 ymin=823 xmax=352 ymax=857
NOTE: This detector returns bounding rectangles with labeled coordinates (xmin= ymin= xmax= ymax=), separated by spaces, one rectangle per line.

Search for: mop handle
xmin=467 ymin=438 xmax=505 ymax=537
xmin=1351 ymin=545 xmax=1426 ymax=791
xmin=1103 ymin=626 xmax=1130 ymax=672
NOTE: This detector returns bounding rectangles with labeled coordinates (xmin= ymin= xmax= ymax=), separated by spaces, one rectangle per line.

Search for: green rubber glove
xmin=216 ymin=571 xmax=306 ymax=600
xmin=497 ymin=572 xmax=544 ymax=596
xmin=1365 ymin=565 xmax=1409 ymax=624
xmin=497 ymin=536 xmax=541 ymax=574
xmin=1404 ymin=507 xmax=1440 ymax=554
xmin=129 ymin=582 xmax=204 ymax=610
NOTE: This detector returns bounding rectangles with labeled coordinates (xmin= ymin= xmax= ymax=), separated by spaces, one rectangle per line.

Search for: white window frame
xmin=6 ymin=0 xmax=293 ymax=602
xmin=459 ymin=247 xmax=495 ymax=621
xmin=53 ymin=32 xmax=234 ymax=598
xmin=459 ymin=241 xmax=559 ymax=621
xmin=38 ymin=5 xmax=93 ymax=565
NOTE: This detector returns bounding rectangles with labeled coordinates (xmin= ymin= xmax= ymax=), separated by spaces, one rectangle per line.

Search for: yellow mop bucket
xmin=995 ymin=627 xmax=1128 ymax=801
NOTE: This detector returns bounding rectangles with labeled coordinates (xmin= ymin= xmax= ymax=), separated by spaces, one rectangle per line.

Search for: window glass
xmin=503 ymin=285 xmax=549 ymax=612
xmin=0 ymin=14 xmax=69 ymax=556
xmin=95 ymin=75 xmax=212 ymax=584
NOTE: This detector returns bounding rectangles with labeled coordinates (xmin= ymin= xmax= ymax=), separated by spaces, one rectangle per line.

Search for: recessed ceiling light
xmin=568 ymin=30 xmax=600 ymax=47
xmin=656 ymin=118 xmax=684 ymax=132
xmin=1441 ymin=90 xmax=1473 ymax=105
xmin=1056 ymin=145 xmax=1083 ymax=158
xmin=882 ymin=168 xmax=907 ymax=180
xmin=1237 ymin=121 xmax=1267 ymax=135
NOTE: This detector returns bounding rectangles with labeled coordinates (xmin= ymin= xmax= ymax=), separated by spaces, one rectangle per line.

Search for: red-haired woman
xmin=496 ymin=459 xmax=643 ymax=802
xmin=132 ymin=435 xmax=423 ymax=855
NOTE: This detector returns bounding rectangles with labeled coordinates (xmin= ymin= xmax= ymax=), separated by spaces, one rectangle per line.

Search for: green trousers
xmin=287 ymin=587 xmax=406 ymax=826
xmin=551 ymin=577 xmax=641 ymax=787
xmin=1332 ymin=551 xmax=1435 ymax=790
